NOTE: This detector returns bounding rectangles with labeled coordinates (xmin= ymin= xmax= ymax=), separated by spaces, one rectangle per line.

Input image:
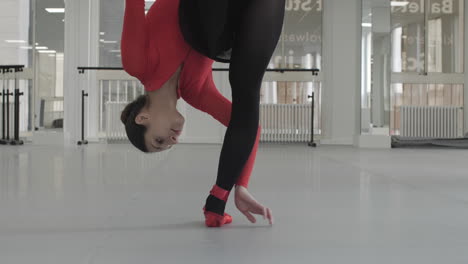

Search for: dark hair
xmin=121 ymin=95 xmax=149 ymax=153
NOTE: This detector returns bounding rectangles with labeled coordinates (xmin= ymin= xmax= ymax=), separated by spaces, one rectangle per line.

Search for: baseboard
xmin=319 ymin=137 xmax=354 ymax=145
xmin=32 ymin=131 xmax=64 ymax=145
xmin=355 ymin=134 xmax=391 ymax=148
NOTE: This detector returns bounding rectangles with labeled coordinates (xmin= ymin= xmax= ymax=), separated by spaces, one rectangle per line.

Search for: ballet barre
xmin=78 ymin=67 xmax=319 ymax=75
xmin=77 ymin=66 xmax=319 ymax=147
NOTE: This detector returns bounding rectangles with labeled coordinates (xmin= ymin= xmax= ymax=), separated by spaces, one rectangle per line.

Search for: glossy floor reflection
xmin=1 ymin=143 xmax=468 ymax=264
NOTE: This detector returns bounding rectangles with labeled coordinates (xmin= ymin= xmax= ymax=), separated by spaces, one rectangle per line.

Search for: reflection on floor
xmin=1 ymin=143 xmax=468 ymax=263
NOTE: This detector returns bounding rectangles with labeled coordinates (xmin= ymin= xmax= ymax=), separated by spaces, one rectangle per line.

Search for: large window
xmin=264 ymin=0 xmax=323 ymax=135
xmin=391 ymin=0 xmax=464 ymax=136
xmin=97 ymin=0 xmax=323 ymax=141
xmin=362 ymin=0 xmax=465 ymax=138
xmin=273 ymin=0 xmax=322 ymax=69
xmin=391 ymin=0 xmax=464 ymax=73
xmin=99 ymin=0 xmax=323 ymax=69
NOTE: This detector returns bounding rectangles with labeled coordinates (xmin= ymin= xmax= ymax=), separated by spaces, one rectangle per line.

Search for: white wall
xmin=63 ymin=0 xmax=99 ymax=144
xmin=37 ymin=53 xmax=56 ymax=98
xmin=321 ymin=0 xmax=362 ymax=145
xmin=0 ymin=0 xmax=30 ymax=65
xmin=465 ymin=0 xmax=468 ymax=135
xmin=55 ymin=53 xmax=64 ymax=97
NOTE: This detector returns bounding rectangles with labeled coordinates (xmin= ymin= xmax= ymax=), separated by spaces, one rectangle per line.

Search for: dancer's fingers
xmin=250 ymin=200 xmax=265 ymax=215
xmin=242 ymin=210 xmax=257 ymax=223
xmin=266 ymin=208 xmax=273 ymax=225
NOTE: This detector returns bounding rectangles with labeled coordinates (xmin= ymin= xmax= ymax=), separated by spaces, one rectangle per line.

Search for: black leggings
xmin=205 ymin=0 xmax=286 ymax=215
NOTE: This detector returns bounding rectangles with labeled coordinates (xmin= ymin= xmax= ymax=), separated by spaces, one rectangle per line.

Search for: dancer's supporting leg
xmin=204 ymin=0 xmax=286 ymax=226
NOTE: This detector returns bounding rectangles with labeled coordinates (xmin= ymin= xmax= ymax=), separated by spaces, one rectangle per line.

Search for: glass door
xmin=34 ymin=0 xmax=65 ymax=132
xmin=390 ymin=0 xmax=465 ymax=138
xmin=361 ymin=0 xmax=393 ymax=135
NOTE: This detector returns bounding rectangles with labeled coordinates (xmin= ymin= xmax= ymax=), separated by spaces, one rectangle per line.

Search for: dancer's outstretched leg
xmin=204 ymin=0 xmax=286 ymax=227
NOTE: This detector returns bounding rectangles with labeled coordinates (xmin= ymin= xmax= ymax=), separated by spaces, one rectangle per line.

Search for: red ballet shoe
xmin=209 ymin=185 xmax=229 ymax=202
xmin=203 ymin=207 xmax=233 ymax=227
xmin=203 ymin=185 xmax=232 ymax=227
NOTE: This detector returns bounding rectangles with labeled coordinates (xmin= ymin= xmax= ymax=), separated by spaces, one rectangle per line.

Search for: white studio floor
xmin=1 ymin=142 xmax=468 ymax=264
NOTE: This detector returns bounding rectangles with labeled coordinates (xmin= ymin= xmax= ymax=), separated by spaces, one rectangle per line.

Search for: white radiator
xmin=260 ymin=104 xmax=312 ymax=142
xmin=400 ymin=106 xmax=463 ymax=138
xmin=105 ymin=102 xmax=313 ymax=143
xmin=105 ymin=102 xmax=127 ymax=141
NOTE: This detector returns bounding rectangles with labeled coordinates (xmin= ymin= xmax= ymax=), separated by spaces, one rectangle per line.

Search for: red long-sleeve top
xmin=121 ymin=0 xmax=260 ymax=188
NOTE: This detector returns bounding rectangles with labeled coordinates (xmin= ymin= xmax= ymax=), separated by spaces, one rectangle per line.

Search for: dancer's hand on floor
xmin=234 ymin=186 xmax=273 ymax=225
